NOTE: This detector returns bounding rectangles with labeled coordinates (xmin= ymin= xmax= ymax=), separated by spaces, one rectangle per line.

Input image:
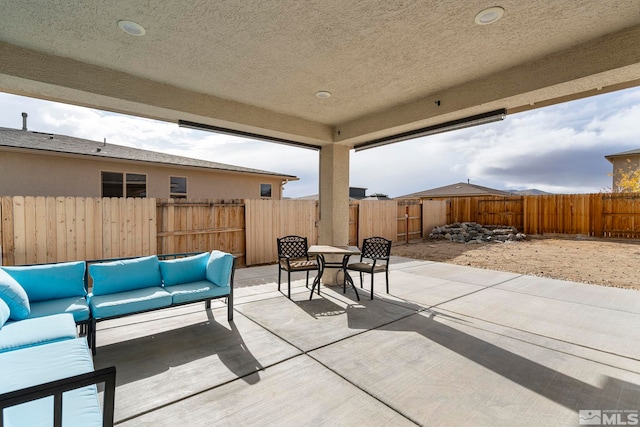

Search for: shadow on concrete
xmin=294 ymin=298 xmax=346 ymax=319
xmin=340 ymin=290 xmax=640 ymax=412
xmin=94 ymin=308 xmax=263 ymax=387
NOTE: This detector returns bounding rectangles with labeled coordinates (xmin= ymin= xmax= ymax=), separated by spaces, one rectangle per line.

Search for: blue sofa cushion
xmin=88 ymin=287 xmax=172 ymax=319
xmin=0 ymin=338 xmax=102 ymax=427
xmin=206 ymin=251 xmax=234 ymax=287
xmin=26 ymin=297 xmax=91 ymax=323
xmin=0 ymin=313 xmax=77 ymax=353
xmin=165 ymin=280 xmax=231 ymax=305
xmin=90 ymin=255 xmax=162 ymax=296
xmin=1 ymin=261 xmax=86 ymax=302
xmin=0 ymin=268 xmax=30 ymax=320
xmin=0 ymin=298 xmax=9 ymax=329
xmin=159 ymin=252 xmax=209 ymax=286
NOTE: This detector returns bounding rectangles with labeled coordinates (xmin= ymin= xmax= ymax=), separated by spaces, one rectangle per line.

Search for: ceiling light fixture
xmin=315 ymin=91 xmax=332 ymax=99
xmin=354 ymin=109 xmax=507 ymax=152
xmin=117 ymin=20 xmax=146 ymax=36
xmin=474 ymin=7 xmax=504 ymax=25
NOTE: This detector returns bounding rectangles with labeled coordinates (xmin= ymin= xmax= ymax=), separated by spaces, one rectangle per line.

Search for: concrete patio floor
xmin=93 ymin=256 xmax=640 ymax=426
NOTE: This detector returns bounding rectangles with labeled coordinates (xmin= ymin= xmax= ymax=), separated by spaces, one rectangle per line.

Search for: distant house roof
xmin=605 ymin=148 xmax=640 ymax=162
xmin=397 ymin=182 xmax=512 ymax=199
xmin=0 ymin=127 xmax=297 ymax=180
xmin=363 ymin=193 xmax=391 ymax=200
xmin=297 ymin=186 xmax=374 ymax=201
xmin=296 ymin=194 xmax=362 ymax=201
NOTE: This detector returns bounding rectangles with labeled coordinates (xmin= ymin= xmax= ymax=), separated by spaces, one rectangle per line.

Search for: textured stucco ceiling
xmin=0 ymin=1 xmax=639 ymax=148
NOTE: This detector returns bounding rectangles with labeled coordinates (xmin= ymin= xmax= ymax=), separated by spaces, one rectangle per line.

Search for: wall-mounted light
xmin=353 ymin=108 xmax=507 ymax=152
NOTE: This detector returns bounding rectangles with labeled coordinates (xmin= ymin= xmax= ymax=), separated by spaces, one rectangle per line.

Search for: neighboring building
xmin=397 ymin=182 xmax=512 ymax=200
xmin=349 ymin=187 xmax=367 ymax=200
xmin=0 ymin=126 xmax=297 ymax=199
xmin=605 ymin=148 xmax=640 ymax=190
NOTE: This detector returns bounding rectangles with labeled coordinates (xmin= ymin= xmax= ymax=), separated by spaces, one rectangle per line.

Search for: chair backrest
xmin=361 ymin=237 xmax=392 ymax=261
xmin=277 ymin=235 xmax=310 ymax=259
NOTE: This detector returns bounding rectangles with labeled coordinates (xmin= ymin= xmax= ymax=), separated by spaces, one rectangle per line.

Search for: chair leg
xmin=309 ymin=274 xmax=320 ymax=300
xmin=359 ymin=272 xmax=363 ymax=288
xmin=278 ymin=267 xmax=282 ymax=291
xmin=370 ymin=273 xmax=374 ymax=300
xmin=287 ymin=270 xmax=292 ymax=299
xmin=385 ymin=269 xmax=389 ymax=293
xmin=305 ymin=270 xmax=310 ymax=288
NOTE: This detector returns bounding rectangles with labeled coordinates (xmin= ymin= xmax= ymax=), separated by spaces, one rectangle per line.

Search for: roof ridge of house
xmin=0 ymin=126 xmax=296 ymax=179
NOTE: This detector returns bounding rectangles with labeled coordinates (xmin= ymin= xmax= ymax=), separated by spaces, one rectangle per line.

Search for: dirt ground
xmin=391 ymin=235 xmax=640 ymax=291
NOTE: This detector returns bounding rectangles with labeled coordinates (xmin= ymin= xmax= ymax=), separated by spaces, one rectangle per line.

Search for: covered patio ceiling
xmin=1 ymin=1 xmax=640 ymax=150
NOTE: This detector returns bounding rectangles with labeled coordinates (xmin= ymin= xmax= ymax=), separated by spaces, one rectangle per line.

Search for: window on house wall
xmin=126 ymin=173 xmax=146 ymax=197
xmin=101 ymin=171 xmax=147 ymax=197
xmin=260 ymin=183 xmax=272 ymax=198
xmin=102 ymin=172 xmax=124 ymax=197
xmin=170 ymin=176 xmax=187 ymax=199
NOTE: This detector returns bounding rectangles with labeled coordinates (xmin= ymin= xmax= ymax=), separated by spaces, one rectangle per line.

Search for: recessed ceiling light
xmin=474 ymin=7 xmax=504 ymax=25
xmin=117 ymin=20 xmax=146 ymax=36
xmin=315 ymin=91 xmax=332 ymax=99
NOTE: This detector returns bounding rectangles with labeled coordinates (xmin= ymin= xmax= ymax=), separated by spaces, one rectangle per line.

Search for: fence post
xmin=405 ymin=205 xmax=409 ymax=245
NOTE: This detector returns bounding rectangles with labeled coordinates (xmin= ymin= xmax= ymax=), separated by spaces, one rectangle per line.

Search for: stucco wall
xmin=0 ymin=149 xmax=284 ymax=199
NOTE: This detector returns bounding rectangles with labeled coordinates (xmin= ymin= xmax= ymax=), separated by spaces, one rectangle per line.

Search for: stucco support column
xmin=318 ymin=144 xmax=350 ymax=285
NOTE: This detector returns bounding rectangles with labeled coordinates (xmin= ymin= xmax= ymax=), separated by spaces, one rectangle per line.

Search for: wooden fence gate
xmin=156 ymin=199 xmax=245 ymax=265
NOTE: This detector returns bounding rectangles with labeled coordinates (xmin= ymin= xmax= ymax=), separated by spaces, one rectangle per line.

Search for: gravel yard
xmin=391 ymin=235 xmax=640 ymax=291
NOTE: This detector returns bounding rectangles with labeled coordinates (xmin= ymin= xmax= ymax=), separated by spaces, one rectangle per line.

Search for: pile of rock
xmin=429 ymin=222 xmax=526 ymax=243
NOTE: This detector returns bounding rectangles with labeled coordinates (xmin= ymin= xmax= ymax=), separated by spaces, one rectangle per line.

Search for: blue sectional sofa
xmin=87 ymin=250 xmax=235 ymax=353
xmin=0 ymin=311 xmax=116 ymax=427
xmin=0 ymin=249 xmax=235 ymax=425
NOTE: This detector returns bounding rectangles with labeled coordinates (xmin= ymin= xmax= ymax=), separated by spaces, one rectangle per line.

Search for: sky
xmin=1 ymin=87 xmax=640 ymax=198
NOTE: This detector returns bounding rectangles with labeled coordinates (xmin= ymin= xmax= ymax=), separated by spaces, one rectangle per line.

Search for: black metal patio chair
xmin=346 ymin=236 xmax=392 ymax=300
xmin=277 ymin=235 xmax=318 ymax=299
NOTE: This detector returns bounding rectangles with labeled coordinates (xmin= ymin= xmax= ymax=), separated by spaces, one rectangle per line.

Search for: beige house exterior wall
xmin=610 ymin=155 xmax=640 ymax=190
xmin=0 ymin=149 xmax=284 ymax=199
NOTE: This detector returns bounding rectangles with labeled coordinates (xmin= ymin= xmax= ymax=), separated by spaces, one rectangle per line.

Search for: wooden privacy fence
xmin=355 ymin=200 xmax=398 ymax=244
xmin=156 ymin=199 xmax=246 ymax=266
xmin=595 ymin=193 xmax=640 ymax=238
xmin=425 ymin=193 xmax=640 ymax=238
xmin=397 ymin=199 xmax=422 ymax=244
xmin=245 ymin=199 xmax=318 ymax=265
xmin=3 ymin=194 xmax=640 ymax=267
xmin=1 ymin=197 xmax=412 ymax=267
xmin=1 ymin=196 xmax=157 ymax=266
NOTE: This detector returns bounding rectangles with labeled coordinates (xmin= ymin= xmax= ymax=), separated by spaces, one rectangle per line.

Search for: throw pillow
xmin=0 ymin=268 xmax=31 ymax=320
